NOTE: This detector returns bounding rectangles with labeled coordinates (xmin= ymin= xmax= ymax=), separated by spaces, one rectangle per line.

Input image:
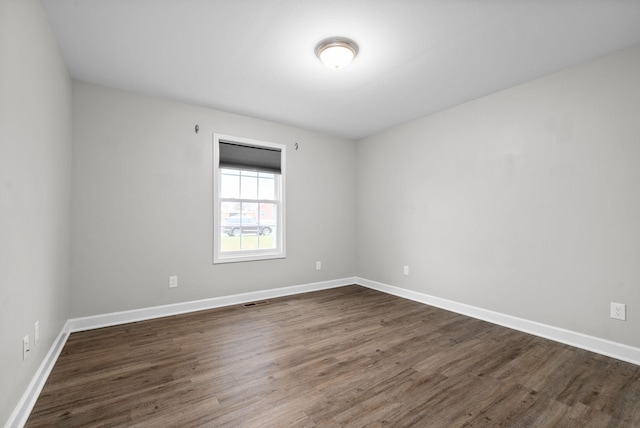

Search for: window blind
xmin=218 ymin=141 xmax=282 ymax=174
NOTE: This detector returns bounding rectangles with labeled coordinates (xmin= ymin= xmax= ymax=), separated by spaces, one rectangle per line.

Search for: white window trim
xmin=213 ymin=133 xmax=286 ymax=264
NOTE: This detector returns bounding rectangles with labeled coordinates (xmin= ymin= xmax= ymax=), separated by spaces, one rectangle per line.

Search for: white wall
xmin=0 ymin=0 xmax=72 ymax=424
xmin=356 ymin=45 xmax=640 ymax=348
xmin=70 ymin=82 xmax=357 ymax=317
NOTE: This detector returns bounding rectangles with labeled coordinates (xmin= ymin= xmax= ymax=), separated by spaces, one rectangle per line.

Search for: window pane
xmin=220 ymin=169 xmax=240 ymax=199
xmin=240 ymin=171 xmax=258 ymax=200
xmin=241 ymin=202 xmax=258 ymax=219
xmin=220 ymin=202 xmax=241 ymax=251
xmin=222 ymin=235 xmax=241 ymax=251
xmin=258 ymin=203 xmax=275 ymax=225
xmin=221 ymin=202 xmax=241 ymax=222
xmin=258 ymin=174 xmax=275 ymax=200
xmin=258 ymin=203 xmax=277 ymax=249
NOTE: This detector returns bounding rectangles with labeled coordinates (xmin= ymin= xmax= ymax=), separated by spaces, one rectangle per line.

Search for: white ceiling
xmin=40 ymin=0 xmax=640 ymax=140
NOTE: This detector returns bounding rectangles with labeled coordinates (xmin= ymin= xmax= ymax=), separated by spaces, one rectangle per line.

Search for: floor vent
xmin=242 ymin=300 xmax=269 ymax=308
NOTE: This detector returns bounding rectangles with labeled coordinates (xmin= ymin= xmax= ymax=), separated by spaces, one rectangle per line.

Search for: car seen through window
xmin=222 ymin=215 xmax=274 ymax=237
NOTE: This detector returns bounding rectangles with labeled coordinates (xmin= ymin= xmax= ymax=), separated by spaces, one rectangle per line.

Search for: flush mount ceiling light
xmin=315 ymin=37 xmax=359 ymax=69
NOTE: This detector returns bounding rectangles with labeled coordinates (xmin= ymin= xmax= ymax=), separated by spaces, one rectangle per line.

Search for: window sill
xmin=213 ymin=250 xmax=286 ymax=264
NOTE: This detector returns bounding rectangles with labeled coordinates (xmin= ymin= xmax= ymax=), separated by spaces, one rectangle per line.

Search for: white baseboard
xmin=6 ymin=277 xmax=354 ymax=428
xmin=355 ymin=277 xmax=640 ymax=366
xmin=9 ymin=275 xmax=639 ymax=427
xmin=66 ymin=277 xmax=356 ymax=333
xmin=5 ymin=327 xmax=69 ymax=428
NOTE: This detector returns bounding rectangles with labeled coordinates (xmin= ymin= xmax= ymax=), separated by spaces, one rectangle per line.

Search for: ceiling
xmin=40 ymin=0 xmax=640 ymax=140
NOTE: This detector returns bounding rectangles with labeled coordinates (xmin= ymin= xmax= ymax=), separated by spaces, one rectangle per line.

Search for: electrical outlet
xmin=611 ymin=302 xmax=626 ymax=321
xmin=403 ymin=266 xmax=409 ymax=276
xmin=34 ymin=321 xmax=40 ymax=345
xmin=169 ymin=276 xmax=178 ymax=288
xmin=23 ymin=335 xmax=29 ymax=360
xmin=316 ymin=261 xmax=322 ymax=270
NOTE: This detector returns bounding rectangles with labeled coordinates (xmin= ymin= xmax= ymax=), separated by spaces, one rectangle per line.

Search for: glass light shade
xmin=316 ymin=38 xmax=358 ymax=69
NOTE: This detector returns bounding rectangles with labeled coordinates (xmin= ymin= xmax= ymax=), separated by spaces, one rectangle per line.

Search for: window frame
xmin=213 ymin=133 xmax=286 ymax=264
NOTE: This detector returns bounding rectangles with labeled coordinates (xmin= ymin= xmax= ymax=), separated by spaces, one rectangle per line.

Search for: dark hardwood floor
xmin=26 ymin=285 xmax=640 ymax=427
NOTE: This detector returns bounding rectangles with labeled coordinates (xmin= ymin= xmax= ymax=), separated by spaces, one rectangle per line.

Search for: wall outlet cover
xmin=611 ymin=302 xmax=626 ymax=321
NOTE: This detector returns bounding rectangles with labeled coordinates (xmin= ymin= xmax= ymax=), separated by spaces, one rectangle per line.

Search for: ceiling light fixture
xmin=315 ymin=37 xmax=359 ymax=69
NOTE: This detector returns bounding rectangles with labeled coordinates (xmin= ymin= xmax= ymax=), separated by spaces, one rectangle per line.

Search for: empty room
xmin=2 ymin=0 xmax=640 ymax=426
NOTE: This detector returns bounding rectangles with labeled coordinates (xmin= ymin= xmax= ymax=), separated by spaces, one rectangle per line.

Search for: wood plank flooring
xmin=26 ymin=285 xmax=640 ymax=427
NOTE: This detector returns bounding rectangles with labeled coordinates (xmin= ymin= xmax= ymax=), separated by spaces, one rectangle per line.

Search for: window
xmin=213 ymin=134 xmax=285 ymax=263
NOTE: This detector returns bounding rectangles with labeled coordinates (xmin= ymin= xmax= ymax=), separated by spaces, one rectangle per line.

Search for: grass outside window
xmin=221 ymin=235 xmax=275 ymax=251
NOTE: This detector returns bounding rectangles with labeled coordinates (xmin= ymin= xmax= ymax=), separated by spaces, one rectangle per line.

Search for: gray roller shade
xmin=219 ymin=141 xmax=281 ymax=174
